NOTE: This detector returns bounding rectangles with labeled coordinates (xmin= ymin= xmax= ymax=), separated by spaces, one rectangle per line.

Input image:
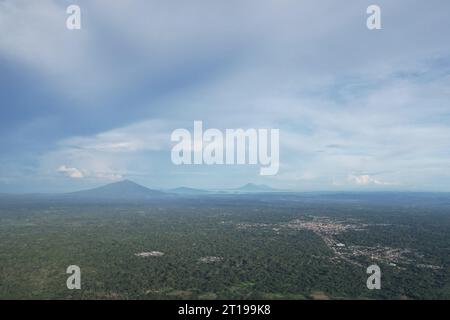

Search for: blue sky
xmin=1 ymin=0 xmax=450 ymax=193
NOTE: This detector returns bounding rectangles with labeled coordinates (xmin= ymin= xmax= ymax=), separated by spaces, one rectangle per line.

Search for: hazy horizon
xmin=3 ymin=178 xmax=450 ymax=195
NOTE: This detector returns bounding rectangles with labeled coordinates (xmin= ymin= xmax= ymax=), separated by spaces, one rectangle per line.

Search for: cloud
xmin=93 ymin=172 xmax=123 ymax=181
xmin=57 ymin=165 xmax=84 ymax=179
xmin=61 ymin=119 xmax=171 ymax=153
xmin=347 ymin=174 xmax=393 ymax=186
xmin=2 ymin=1 xmax=450 ymax=191
xmin=57 ymin=165 xmax=124 ymax=181
xmin=38 ymin=119 xmax=175 ymax=185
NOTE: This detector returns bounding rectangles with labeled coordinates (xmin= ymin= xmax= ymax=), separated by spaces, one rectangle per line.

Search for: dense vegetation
xmin=0 ymin=193 xmax=449 ymax=299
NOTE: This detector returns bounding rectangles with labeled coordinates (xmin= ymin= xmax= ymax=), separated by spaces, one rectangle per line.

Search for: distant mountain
xmin=234 ymin=183 xmax=279 ymax=193
xmin=65 ymin=180 xmax=166 ymax=200
xmin=168 ymin=187 xmax=209 ymax=194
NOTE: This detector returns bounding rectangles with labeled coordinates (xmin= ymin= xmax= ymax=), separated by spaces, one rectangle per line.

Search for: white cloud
xmin=347 ymin=174 xmax=393 ymax=186
xmin=93 ymin=171 xmax=123 ymax=181
xmin=40 ymin=119 xmax=175 ymax=184
xmin=61 ymin=119 xmax=171 ymax=153
xmin=57 ymin=165 xmax=84 ymax=179
xmin=57 ymin=165 xmax=124 ymax=181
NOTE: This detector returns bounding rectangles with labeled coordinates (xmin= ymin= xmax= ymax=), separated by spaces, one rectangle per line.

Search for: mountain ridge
xmin=234 ymin=183 xmax=279 ymax=192
xmin=65 ymin=179 xmax=166 ymax=200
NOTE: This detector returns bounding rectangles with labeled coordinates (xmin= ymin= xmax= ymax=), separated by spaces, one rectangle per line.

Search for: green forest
xmin=0 ymin=195 xmax=449 ymax=300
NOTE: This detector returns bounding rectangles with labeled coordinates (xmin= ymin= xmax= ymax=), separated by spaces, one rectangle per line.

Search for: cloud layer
xmin=1 ymin=0 xmax=450 ymax=192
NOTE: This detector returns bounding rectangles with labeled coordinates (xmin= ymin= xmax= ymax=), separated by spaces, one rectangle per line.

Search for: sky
xmin=1 ymin=0 xmax=450 ymax=193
